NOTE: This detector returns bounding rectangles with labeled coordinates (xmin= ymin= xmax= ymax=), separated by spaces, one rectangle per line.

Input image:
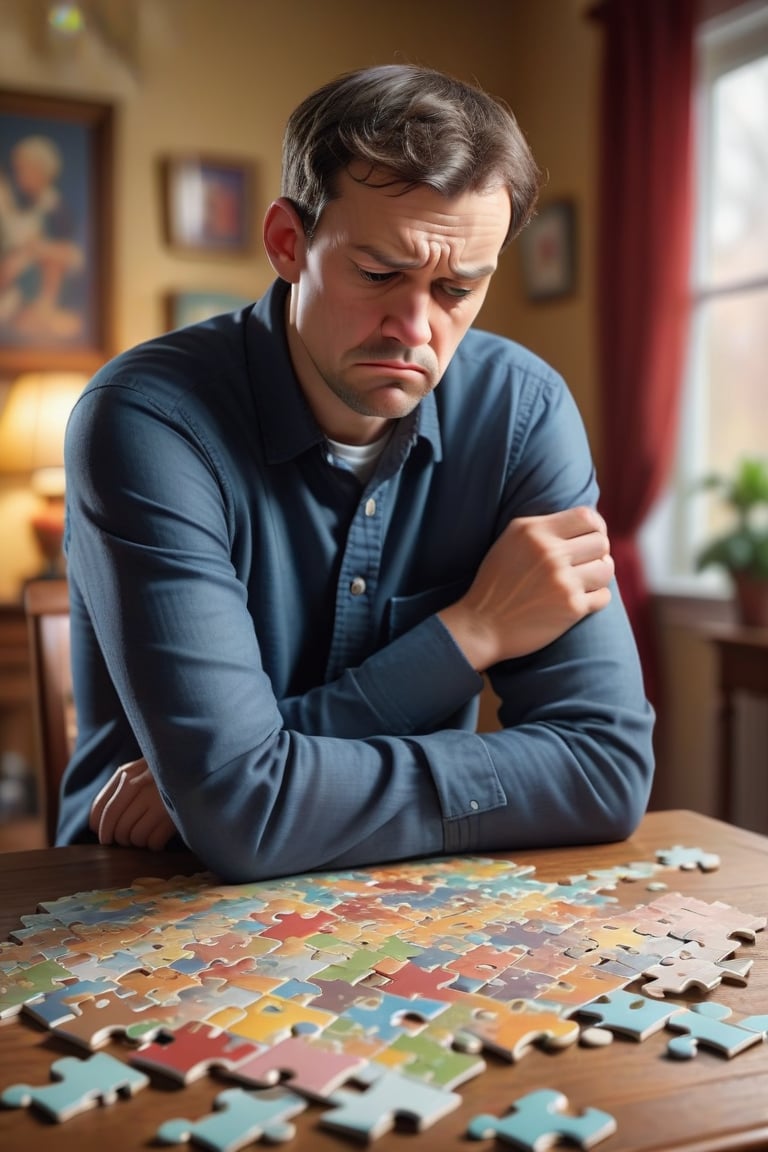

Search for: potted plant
xmin=694 ymin=456 xmax=768 ymax=627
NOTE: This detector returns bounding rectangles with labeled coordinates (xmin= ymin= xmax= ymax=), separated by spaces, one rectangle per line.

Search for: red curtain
xmin=591 ymin=0 xmax=696 ymax=705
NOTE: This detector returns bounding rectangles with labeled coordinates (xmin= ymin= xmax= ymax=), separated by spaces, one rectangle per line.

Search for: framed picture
xmin=165 ymin=290 xmax=253 ymax=330
xmin=162 ymin=155 xmax=253 ymax=255
xmin=0 ymin=90 xmax=114 ymax=374
xmin=518 ymin=199 xmax=577 ymax=302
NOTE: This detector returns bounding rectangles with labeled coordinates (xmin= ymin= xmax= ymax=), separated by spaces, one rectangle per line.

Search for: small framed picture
xmin=162 ymin=155 xmax=253 ymax=255
xmin=518 ymin=200 xmax=577 ymax=302
xmin=0 ymin=89 xmax=114 ymax=373
xmin=165 ymin=290 xmax=252 ymax=330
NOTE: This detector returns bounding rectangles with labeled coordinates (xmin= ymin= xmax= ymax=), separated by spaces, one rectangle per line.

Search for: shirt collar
xmin=245 ymin=279 xmax=442 ymax=465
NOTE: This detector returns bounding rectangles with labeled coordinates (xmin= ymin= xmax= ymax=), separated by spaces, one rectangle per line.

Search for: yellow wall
xmin=0 ymin=0 xmax=599 ymax=598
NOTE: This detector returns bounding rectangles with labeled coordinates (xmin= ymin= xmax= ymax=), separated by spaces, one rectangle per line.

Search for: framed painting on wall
xmin=162 ymin=155 xmax=254 ymax=255
xmin=0 ymin=90 xmax=114 ymax=374
xmin=518 ymin=199 xmax=577 ymax=302
xmin=165 ymin=291 xmax=253 ymax=330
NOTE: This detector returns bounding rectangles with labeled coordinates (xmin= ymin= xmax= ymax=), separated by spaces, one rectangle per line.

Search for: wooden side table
xmin=702 ymin=623 xmax=768 ymax=822
xmin=0 ymin=602 xmax=36 ymax=814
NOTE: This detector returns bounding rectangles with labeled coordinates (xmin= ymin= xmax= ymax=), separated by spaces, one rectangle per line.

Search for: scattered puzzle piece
xmin=666 ymin=1001 xmax=765 ymax=1059
xmin=157 ymin=1087 xmax=306 ymax=1150
xmin=1 ymin=1051 xmax=148 ymax=1121
xmin=467 ymin=1088 xmax=617 ymax=1150
xmin=656 ymin=846 xmax=720 ymax=872
xmin=322 ymin=1066 xmax=461 ymax=1140
xmin=575 ymin=989 xmax=683 ymax=1041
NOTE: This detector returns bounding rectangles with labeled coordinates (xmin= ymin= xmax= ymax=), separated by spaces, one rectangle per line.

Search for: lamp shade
xmin=0 ymin=372 xmax=87 ymax=475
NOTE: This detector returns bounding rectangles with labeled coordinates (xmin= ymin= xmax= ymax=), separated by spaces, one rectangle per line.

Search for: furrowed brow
xmin=353 ymin=245 xmax=496 ymax=280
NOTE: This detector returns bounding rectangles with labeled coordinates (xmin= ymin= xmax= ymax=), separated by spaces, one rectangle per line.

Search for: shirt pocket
xmin=387 ymin=576 xmax=473 ymax=641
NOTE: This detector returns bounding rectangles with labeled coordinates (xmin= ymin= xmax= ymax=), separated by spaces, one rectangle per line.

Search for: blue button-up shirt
xmin=62 ymin=279 xmax=654 ymax=880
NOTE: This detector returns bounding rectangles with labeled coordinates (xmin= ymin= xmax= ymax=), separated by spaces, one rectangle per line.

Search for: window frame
xmin=641 ymin=0 xmax=768 ymax=597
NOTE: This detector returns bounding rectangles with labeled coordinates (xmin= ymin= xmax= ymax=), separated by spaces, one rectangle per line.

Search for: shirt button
xmin=350 ymin=577 xmax=367 ymax=596
xmin=364 ymin=498 xmax=376 ymax=517
xmin=469 ymin=800 xmax=479 ymax=811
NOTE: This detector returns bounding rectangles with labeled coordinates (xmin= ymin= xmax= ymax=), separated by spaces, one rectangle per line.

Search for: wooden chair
xmin=23 ymin=577 xmax=73 ymax=846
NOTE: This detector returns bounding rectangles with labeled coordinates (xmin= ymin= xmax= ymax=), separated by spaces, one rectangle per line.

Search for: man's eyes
xmin=441 ymin=283 xmax=473 ymax=299
xmin=357 ymin=268 xmax=473 ymax=298
xmin=359 ymin=269 xmax=396 ymax=284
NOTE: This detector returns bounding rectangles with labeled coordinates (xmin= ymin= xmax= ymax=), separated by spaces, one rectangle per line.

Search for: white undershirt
xmin=326 ymin=427 xmax=394 ymax=484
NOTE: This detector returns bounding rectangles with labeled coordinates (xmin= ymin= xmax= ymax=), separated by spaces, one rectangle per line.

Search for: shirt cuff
xmin=413 ymin=728 xmax=507 ymax=853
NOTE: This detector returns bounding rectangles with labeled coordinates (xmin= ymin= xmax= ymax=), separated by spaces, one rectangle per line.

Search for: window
xmin=642 ymin=1 xmax=768 ymax=592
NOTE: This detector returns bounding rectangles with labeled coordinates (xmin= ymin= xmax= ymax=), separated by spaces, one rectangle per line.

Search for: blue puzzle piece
xmin=576 ymin=989 xmax=683 ymax=1041
xmin=23 ymin=978 xmax=119 ymax=1028
xmin=738 ymin=1014 xmax=768 ymax=1036
xmin=323 ymin=1067 xmax=461 ymax=1140
xmin=1 ymin=1051 xmax=148 ymax=1121
xmin=655 ymin=845 xmax=720 ymax=872
xmin=468 ymin=1088 xmax=616 ymax=1150
xmin=344 ymin=990 xmax=446 ymax=1042
xmin=666 ymin=1001 xmax=764 ymax=1059
xmin=157 ymin=1086 xmax=306 ymax=1150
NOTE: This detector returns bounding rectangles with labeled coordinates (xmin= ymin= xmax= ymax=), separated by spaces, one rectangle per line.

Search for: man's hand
xmin=89 ymin=758 xmax=177 ymax=850
xmin=438 ymin=506 xmax=614 ymax=671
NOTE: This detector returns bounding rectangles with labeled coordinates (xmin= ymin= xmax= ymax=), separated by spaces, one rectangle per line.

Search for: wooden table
xmin=702 ymin=624 xmax=768 ymax=821
xmin=1 ymin=809 xmax=767 ymax=1151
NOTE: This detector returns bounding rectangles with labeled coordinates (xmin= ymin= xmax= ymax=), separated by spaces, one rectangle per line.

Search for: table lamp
xmin=0 ymin=371 xmax=87 ymax=578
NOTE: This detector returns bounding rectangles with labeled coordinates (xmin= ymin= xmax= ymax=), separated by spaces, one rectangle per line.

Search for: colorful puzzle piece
xmin=468 ymin=1088 xmax=617 ymax=1149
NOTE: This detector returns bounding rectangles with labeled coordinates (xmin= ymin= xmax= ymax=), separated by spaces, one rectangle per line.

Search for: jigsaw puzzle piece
xmin=574 ymin=989 xmax=683 ymax=1041
xmin=157 ymin=1086 xmax=306 ymax=1150
xmin=130 ymin=1020 xmax=261 ymax=1084
xmin=1 ymin=1051 xmax=148 ymax=1121
xmin=0 ymin=956 xmax=73 ymax=1018
xmin=462 ymin=999 xmax=580 ymax=1062
xmin=23 ymin=977 xmax=120 ymax=1029
xmin=344 ymin=989 xmax=447 ymax=1043
xmin=387 ymin=1031 xmax=486 ymax=1089
xmin=322 ymin=1065 xmax=461 ymax=1140
xmin=656 ymin=846 xmax=720 ymax=872
xmin=226 ymin=1033 xmax=367 ymax=1099
xmin=224 ymin=992 xmax=335 ymax=1044
xmin=467 ymin=1088 xmax=616 ymax=1150
xmin=666 ymin=1001 xmax=765 ymax=1059
xmin=641 ymin=956 xmax=725 ymax=999
xmin=51 ymin=988 xmax=178 ymax=1050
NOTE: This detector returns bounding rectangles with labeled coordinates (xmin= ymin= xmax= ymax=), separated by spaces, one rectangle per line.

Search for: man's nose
xmin=380 ymin=289 xmax=432 ymax=346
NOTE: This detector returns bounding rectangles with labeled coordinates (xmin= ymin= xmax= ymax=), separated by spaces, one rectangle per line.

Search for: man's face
xmin=283 ymin=168 xmax=511 ymax=444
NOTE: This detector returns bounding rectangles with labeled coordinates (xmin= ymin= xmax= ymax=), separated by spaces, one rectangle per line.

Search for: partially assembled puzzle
xmin=1 ymin=843 xmax=766 ymax=1149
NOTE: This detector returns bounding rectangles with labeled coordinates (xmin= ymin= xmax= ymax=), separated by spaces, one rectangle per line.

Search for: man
xmin=62 ymin=64 xmax=654 ymax=881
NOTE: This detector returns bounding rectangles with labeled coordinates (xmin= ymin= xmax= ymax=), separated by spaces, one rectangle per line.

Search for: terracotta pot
xmin=733 ymin=572 xmax=768 ymax=628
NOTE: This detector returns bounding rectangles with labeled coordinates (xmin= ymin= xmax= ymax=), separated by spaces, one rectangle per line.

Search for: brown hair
xmin=281 ymin=64 xmax=541 ymax=248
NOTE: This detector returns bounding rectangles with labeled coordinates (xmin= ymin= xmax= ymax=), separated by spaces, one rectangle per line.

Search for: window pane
xmin=697 ymin=287 xmax=768 ymax=545
xmin=707 ymin=56 xmax=768 ymax=286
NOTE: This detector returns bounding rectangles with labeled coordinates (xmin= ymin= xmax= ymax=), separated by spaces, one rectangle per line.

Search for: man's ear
xmin=263 ymin=198 xmax=306 ymax=282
